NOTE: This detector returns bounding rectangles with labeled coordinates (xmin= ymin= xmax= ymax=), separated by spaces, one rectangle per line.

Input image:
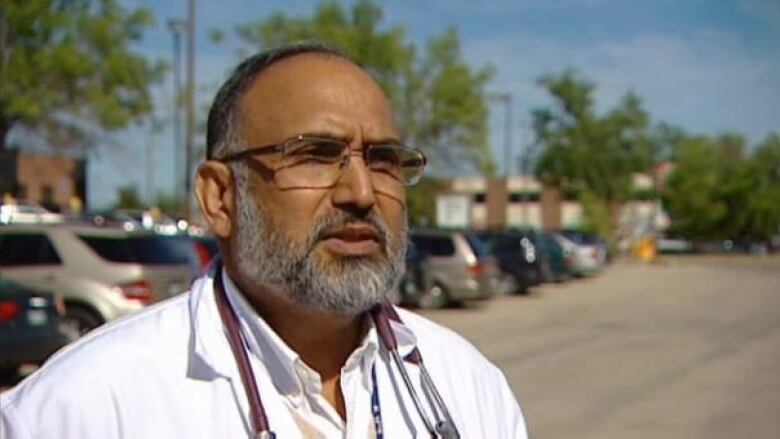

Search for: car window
xmin=560 ymin=230 xmax=601 ymax=245
xmin=78 ymin=235 xmax=190 ymax=265
xmin=0 ymin=233 xmax=62 ymax=266
xmin=411 ymin=235 xmax=456 ymax=256
xmin=464 ymin=234 xmax=491 ymax=258
xmin=492 ymin=237 xmax=520 ymax=253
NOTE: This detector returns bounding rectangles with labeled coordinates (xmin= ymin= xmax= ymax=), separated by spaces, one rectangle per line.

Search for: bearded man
xmin=1 ymin=43 xmax=527 ymax=438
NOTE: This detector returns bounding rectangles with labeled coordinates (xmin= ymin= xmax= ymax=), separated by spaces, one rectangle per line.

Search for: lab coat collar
xmin=187 ymin=267 xmax=421 ymax=392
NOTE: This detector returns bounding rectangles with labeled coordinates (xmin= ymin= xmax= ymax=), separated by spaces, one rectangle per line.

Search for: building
xmin=440 ymin=174 xmax=664 ymax=235
xmin=0 ymin=149 xmax=86 ymax=212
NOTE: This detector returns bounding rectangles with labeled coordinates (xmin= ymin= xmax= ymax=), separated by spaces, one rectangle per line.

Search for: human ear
xmin=195 ymin=162 xmax=235 ymax=239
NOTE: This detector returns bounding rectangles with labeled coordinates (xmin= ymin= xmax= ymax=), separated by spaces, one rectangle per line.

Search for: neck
xmin=228 ymin=268 xmax=366 ymax=380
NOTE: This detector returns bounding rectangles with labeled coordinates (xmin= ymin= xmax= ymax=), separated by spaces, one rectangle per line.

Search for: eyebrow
xmin=299 ymin=131 xmax=404 ymax=146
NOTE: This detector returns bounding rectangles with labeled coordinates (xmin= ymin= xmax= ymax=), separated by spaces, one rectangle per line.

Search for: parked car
xmin=536 ymin=230 xmax=573 ymax=282
xmin=656 ymin=236 xmax=694 ymax=254
xmin=0 ymin=203 xmax=63 ymax=225
xmin=389 ymin=240 xmax=424 ymax=306
xmin=407 ymin=229 xmax=500 ymax=309
xmin=162 ymin=234 xmax=219 ymax=276
xmin=72 ymin=210 xmax=143 ymax=232
xmin=551 ymin=230 xmax=607 ymax=276
xmin=0 ymin=224 xmax=193 ymax=337
xmin=478 ymin=229 xmax=543 ymax=294
xmin=0 ymin=279 xmax=71 ymax=378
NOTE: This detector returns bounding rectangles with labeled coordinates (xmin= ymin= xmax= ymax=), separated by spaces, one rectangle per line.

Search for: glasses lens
xmin=283 ymin=138 xmax=345 ymax=166
xmin=366 ymin=144 xmax=426 ymax=187
xmin=273 ymin=137 xmax=426 ymax=190
xmin=276 ymin=138 xmax=347 ymax=188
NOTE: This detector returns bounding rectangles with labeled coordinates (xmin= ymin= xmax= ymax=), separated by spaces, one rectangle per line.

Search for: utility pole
xmin=167 ymin=19 xmax=186 ymax=207
xmin=503 ymin=94 xmax=513 ymax=177
xmin=487 ymin=92 xmax=515 ymax=230
xmin=184 ymin=0 xmax=196 ymax=218
xmin=520 ymin=119 xmax=533 ymax=227
xmin=488 ymin=93 xmax=514 ymax=177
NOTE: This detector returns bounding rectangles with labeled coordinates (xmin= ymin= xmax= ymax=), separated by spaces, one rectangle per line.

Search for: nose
xmin=330 ymin=150 xmax=377 ymax=213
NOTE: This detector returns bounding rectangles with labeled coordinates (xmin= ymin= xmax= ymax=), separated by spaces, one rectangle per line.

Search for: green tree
xmin=662 ymin=136 xmax=727 ymax=239
xmin=232 ymin=0 xmax=494 ymax=173
xmin=0 ymin=0 xmax=165 ymax=150
xmin=532 ymin=69 xmax=652 ymax=236
xmin=406 ymin=177 xmax=449 ymax=227
xmin=155 ymin=192 xmax=186 ymax=217
xmin=731 ymin=133 xmax=780 ymax=240
xmin=662 ymin=132 xmax=780 ymax=242
xmin=114 ymin=186 xmax=145 ymax=210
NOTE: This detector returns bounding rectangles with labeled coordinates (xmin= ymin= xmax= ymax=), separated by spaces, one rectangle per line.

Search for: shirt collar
xmin=187 ymin=266 xmax=420 ymax=392
xmin=221 ymin=268 xmax=302 ymax=395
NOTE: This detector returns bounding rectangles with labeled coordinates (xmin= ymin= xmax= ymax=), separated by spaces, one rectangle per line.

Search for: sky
xmin=87 ymin=0 xmax=780 ymax=208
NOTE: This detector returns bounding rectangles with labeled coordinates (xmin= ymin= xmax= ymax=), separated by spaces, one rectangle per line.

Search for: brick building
xmin=0 ymin=149 xmax=86 ymax=212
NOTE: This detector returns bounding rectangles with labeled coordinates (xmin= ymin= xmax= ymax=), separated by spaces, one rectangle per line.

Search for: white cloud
xmin=467 ymin=28 xmax=780 ymax=146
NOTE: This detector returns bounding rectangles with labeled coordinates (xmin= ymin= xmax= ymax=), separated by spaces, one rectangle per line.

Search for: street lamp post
xmin=488 ymin=93 xmax=514 ymax=177
xmin=184 ymin=0 xmax=196 ymax=218
xmin=166 ymin=19 xmax=186 ymax=209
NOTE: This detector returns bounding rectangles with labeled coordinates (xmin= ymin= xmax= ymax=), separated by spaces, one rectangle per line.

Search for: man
xmin=1 ymin=43 xmax=527 ymax=438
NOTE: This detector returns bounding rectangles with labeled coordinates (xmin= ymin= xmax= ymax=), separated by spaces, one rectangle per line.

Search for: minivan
xmin=406 ymin=229 xmax=500 ymax=309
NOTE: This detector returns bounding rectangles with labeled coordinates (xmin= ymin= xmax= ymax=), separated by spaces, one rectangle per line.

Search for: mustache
xmin=307 ymin=210 xmax=391 ymax=249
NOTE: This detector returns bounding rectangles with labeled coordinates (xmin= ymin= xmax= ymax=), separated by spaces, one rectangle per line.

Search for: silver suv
xmin=406 ymin=229 xmax=500 ymax=309
xmin=0 ymin=224 xmax=192 ymax=336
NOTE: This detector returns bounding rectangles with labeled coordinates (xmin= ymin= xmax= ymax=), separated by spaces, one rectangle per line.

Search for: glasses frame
xmin=214 ymin=133 xmax=428 ymax=187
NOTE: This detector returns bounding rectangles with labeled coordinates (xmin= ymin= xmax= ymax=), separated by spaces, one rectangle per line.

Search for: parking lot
xmin=420 ymin=255 xmax=780 ymax=439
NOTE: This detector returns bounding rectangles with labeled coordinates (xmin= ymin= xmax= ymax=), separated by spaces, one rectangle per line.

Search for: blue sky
xmin=88 ymin=0 xmax=780 ymax=208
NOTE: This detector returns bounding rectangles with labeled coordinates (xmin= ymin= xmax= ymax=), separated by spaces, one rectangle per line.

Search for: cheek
xmin=262 ymin=192 xmax=324 ymax=243
xmin=377 ymin=195 xmax=407 ymax=236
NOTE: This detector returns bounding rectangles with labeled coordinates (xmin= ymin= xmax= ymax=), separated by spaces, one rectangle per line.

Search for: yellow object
xmin=636 ymin=237 xmax=656 ymax=262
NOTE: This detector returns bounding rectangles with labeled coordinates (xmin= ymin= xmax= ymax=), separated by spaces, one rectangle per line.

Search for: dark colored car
xmin=162 ymin=234 xmax=219 ymax=276
xmin=390 ymin=241 xmax=421 ymax=306
xmin=536 ymin=231 xmax=573 ymax=283
xmin=0 ymin=279 xmax=72 ymax=378
xmin=478 ymin=230 xmax=543 ymax=294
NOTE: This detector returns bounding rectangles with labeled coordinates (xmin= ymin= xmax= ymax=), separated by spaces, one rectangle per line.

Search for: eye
xmin=285 ymin=138 xmax=345 ymax=164
xmin=367 ymin=144 xmax=402 ymax=170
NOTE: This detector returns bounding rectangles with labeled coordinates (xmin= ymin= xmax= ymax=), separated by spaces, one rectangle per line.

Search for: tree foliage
xmin=532 ymin=69 xmax=652 ymax=236
xmin=0 ymin=0 xmax=165 ymax=150
xmin=663 ymin=132 xmax=780 ymax=241
xmin=114 ymin=185 xmax=144 ymax=210
xmin=232 ymin=0 xmax=494 ymax=174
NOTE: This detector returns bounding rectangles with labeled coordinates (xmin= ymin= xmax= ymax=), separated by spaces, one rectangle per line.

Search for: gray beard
xmin=230 ymin=166 xmax=407 ymax=316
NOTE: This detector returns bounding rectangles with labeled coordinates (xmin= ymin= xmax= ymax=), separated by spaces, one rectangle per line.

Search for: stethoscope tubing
xmin=212 ymin=262 xmax=459 ymax=438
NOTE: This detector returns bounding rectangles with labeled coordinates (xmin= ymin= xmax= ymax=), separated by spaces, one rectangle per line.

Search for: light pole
xmin=488 ymin=92 xmax=513 ymax=177
xmin=167 ymin=19 xmax=186 ymax=208
xmin=184 ymin=0 xmax=196 ymax=218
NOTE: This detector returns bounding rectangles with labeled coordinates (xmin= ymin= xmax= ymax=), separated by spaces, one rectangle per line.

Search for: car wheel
xmin=512 ymin=274 xmax=530 ymax=295
xmin=540 ymin=261 xmax=554 ymax=283
xmin=418 ymin=284 xmax=449 ymax=310
xmin=63 ymin=305 xmax=103 ymax=338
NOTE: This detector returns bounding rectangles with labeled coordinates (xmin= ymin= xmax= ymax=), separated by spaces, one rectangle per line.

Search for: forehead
xmin=236 ymin=54 xmax=397 ymax=144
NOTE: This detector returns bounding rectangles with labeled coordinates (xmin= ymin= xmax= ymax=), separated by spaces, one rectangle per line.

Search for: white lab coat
xmin=1 ymin=270 xmax=527 ymax=438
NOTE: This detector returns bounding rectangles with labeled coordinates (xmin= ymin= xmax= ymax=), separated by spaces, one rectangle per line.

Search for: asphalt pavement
xmin=421 ymin=255 xmax=780 ymax=439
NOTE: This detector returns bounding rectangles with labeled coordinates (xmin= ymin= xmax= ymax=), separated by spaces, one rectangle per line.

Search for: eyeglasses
xmin=215 ymin=134 xmax=427 ymax=191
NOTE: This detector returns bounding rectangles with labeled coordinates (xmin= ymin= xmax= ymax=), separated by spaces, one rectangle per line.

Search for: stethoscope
xmin=212 ymin=262 xmax=461 ymax=438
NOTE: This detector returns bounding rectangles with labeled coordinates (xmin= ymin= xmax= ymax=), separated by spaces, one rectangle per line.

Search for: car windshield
xmin=78 ymin=235 xmax=190 ymax=265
